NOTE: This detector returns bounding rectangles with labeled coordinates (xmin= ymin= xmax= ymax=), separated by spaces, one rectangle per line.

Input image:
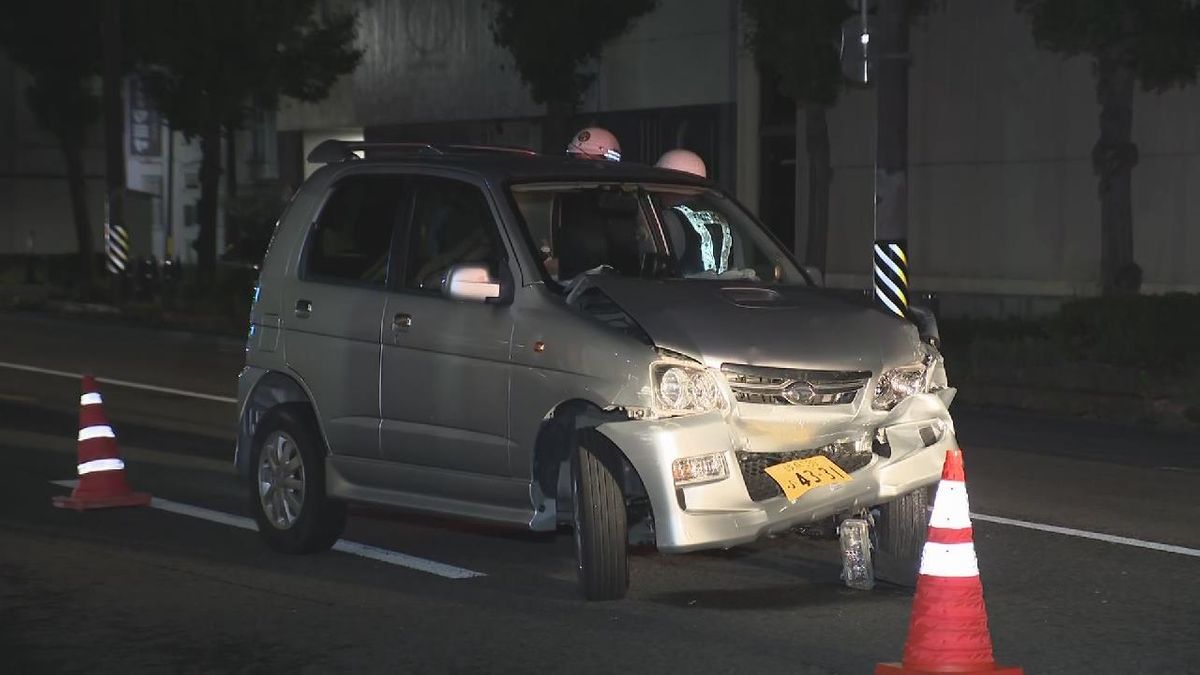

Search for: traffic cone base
xmin=875 ymin=662 xmax=1023 ymax=674
xmin=51 ymin=375 xmax=152 ymax=510
xmin=53 ymin=491 xmax=152 ymax=511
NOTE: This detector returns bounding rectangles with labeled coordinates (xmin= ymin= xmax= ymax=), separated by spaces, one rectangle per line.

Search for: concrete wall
xmin=280 ymin=0 xmax=540 ymax=131
xmin=585 ymin=0 xmax=735 ymax=113
xmin=810 ymin=0 xmax=1200 ymax=301
xmin=278 ymin=0 xmax=739 ymax=132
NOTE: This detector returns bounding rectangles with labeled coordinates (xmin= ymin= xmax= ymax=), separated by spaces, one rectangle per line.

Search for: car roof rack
xmin=306 ymin=139 xmax=537 ymax=164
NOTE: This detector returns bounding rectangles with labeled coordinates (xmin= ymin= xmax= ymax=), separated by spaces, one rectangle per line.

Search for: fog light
xmin=671 ymin=452 xmax=729 ymax=487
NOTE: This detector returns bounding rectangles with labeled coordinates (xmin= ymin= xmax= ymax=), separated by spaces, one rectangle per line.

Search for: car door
xmin=379 ymin=174 xmax=514 ymax=478
xmin=283 ymin=173 xmax=404 ymax=459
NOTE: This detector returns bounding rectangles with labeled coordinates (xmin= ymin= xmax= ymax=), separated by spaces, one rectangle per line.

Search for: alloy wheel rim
xmin=258 ymin=431 xmax=305 ymax=530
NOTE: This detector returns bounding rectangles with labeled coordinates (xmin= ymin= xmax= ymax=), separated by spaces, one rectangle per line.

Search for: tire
xmin=572 ymin=440 xmax=629 ymax=601
xmin=249 ymin=404 xmax=346 ymax=554
xmin=873 ymin=486 xmax=931 ymax=586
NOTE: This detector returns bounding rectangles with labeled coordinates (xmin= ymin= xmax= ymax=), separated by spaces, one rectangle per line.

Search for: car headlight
xmin=652 ymin=362 xmax=726 ymax=416
xmin=872 ymin=343 xmax=940 ymax=411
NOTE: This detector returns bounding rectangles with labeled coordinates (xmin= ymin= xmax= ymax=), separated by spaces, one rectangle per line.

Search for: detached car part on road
xmin=236 ymin=141 xmax=957 ymax=600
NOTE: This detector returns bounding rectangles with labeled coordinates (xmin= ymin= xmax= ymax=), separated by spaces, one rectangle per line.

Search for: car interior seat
xmin=556 ymin=192 xmax=611 ymax=280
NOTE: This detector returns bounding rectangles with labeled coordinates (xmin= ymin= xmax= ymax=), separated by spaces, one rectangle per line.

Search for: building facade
xmin=280 ymin=0 xmax=1200 ymax=315
xmin=278 ymin=0 xmax=760 ymax=197
xmin=807 ymin=0 xmax=1200 ymax=314
xmin=4 ymin=0 xmax=1197 ymax=311
xmin=0 ymin=55 xmax=279 ymax=268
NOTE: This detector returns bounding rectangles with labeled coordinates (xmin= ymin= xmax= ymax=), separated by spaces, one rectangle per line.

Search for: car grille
xmin=736 ymin=440 xmax=874 ymax=502
xmin=722 ymin=364 xmax=871 ymax=406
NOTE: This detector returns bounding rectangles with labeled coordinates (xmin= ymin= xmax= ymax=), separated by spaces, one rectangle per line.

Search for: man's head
xmin=566 ymin=127 xmax=622 ymax=161
xmin=655 ymin=149 xmax=706 ymax=178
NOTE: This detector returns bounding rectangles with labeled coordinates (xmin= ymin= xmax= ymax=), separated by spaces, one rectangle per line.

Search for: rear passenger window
xmin=305 ymin=175 xmax=403 ymax=285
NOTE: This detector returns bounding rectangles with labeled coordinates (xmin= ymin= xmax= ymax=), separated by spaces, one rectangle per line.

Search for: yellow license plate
xmin=763 ymin=455 xmax=853 ymax=501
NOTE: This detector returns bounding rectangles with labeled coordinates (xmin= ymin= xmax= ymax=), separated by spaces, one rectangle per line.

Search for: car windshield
xmin=509 ymin=182 xmax=807 ymax=288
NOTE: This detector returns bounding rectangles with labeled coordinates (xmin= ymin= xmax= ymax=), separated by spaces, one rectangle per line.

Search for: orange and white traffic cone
xmin=52 ymin=375 xmax=152 ymax=510
xmin=876 ymin=449 xmax=1023 ymax=674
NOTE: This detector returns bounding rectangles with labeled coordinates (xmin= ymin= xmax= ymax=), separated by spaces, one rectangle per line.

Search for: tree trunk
xmin=225 ymin=123 xmax=238 ymax=200
xmin=542 ymin=100 xmax=575 ymax=156
xmin=62 ymin=141 xmax=95 ymax=296
xmin=197 ymin=119 xmax=222 ymax=284
xmin=804 ymin=104 xmax=832 ymax=273
xmin=224 ymin=123 xmax=239 ymax=256
xmin=1093 ymin=51 xmax=1138 ymax=295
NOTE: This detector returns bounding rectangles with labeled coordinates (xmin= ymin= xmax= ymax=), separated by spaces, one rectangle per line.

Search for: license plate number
xmin=763 ymin=455 xmax=853 ymax=501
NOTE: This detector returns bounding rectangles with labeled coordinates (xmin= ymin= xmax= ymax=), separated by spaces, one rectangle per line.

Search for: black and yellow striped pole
xmin=104 ymin=221 xmax=129 ymax=274
xmin=873 ymin=239 xmax=908 ymax=318
xmin=873 ymin=0 xmax=910 ymax=319
xmin=104 ymin=201 xmax=129 ymax=275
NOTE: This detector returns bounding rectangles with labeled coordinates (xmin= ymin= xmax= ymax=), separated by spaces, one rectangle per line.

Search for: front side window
xmin=509 ymin=182 xmax=807 ymax=288
xmin=404 ymin=176 xmax=503 ymax=292
xmin=305 ymin=175 xmax=404 ymax=285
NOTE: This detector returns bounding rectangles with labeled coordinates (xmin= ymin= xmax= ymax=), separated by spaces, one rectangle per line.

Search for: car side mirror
xmin=908 ymin=302 xmax=941 ymax=349
xmin=803 ymin=265 xmax=824 ymax=287
xmin=443 ymin=263 xmax=506 ymax=303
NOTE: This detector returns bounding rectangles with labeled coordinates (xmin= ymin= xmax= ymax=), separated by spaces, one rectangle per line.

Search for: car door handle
xmin=294 ymin=299 xmax=312 ymax=318
xmin=392 ymin=313 xmax=413 ymax=332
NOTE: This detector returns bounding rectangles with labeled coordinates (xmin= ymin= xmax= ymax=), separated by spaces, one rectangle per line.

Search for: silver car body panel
xmin=596 ymin=390 xmax=956 ymax=553
xmin=239 ymin=157 xmax=957 ymax=553
xmin=379 ymin=292 xmax=513 ymax=476
xmin=574 ymin=275 xmax=922 ymax=373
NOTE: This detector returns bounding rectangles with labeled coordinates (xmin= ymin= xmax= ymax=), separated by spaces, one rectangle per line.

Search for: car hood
xmin=576 ymin=276 xmax=922 ymax=373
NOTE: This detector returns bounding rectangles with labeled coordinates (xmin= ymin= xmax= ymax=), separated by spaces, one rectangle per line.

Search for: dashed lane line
xmin=50 ymin=480 xmax=486 ymax=580
xmin=0 ymin=361 xmax=237 ymax=404
xmin=14 ymin=357 xmax=1195 ymax=561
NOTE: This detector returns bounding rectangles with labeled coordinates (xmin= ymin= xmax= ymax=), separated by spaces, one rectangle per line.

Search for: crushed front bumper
xmin=597 ymin=389 xmax=957 ymax=553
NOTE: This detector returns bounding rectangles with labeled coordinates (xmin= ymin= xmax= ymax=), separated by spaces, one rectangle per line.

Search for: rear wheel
xmin=873 ymin=486 xmax=930 ymax=586
xmin=249 ymin=405 xmax=346 ymax=554
xmin=572 ymin=441 xmax=629 ymax=601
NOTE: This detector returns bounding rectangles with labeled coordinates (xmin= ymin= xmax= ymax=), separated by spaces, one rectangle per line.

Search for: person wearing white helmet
xmin=654 ymin=148 xmax=731 ymax=276
xmin=566 ymin=127 xmax=622 ymax=161
xmin=538 ymin=127 xmax=622 ymax=277
xmin=655 ymin=148 xmax=707 ymax=178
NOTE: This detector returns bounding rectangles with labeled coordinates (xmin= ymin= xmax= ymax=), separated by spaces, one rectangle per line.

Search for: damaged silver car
xmin=237 ymin=141 xmax=957 ymax=600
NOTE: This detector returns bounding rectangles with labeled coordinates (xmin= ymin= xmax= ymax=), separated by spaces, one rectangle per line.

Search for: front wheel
xmin=572 ymin=441 xmax=629 ymax=601
xmin=249 ymin=404 xmax=346 ymax=554
xmin=873 ymin=486 xmax=931 ymax=586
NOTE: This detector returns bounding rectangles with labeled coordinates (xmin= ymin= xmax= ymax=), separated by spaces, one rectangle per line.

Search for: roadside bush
xmin=942 ymin=293 xmax=1200 ymax=373
xmin=1053 ymin=294 xmax=1200 ymax=371
xmin=939 ymin=293 xmax=1200 ymax=428
xmin=163 ymin=263 xmax=256 ymax=334
xmin=939 ymin=316 xmax=1054 ymax=378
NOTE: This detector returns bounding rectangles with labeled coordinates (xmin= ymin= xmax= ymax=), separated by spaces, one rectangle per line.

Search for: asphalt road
xmin=1 ymin=311 xmax=1197 ymax=674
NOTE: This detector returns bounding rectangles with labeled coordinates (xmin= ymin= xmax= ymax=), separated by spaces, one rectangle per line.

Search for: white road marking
xmin=0 ymin=361 xmax=237 ymax=404
xmin=972 ymin=512 xmax=1200 ymax=559
xmin=330 ymin=541 xmax=485 ymax=579
xmin=1155 ymin=466 xmax=1199 ymax=474
xmin=50 ymin=480 xmax=486 ymax=579
xmin=17 ymin=348 xmax=1190 ymax=565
